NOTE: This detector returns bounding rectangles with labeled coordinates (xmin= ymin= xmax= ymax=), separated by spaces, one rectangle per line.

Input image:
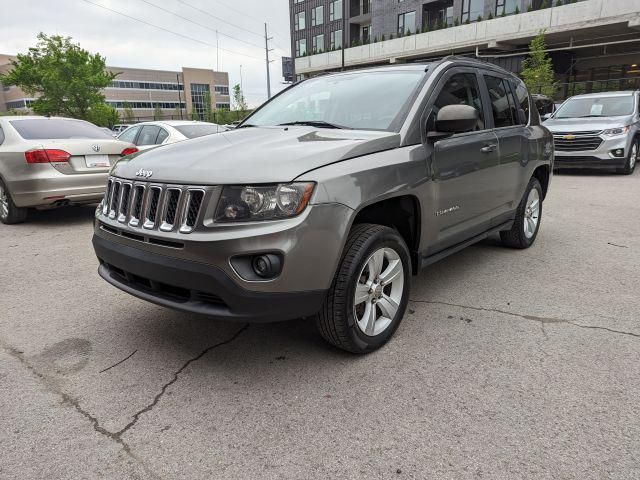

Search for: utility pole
xmin=240 ymin=65 xmax=244 ymax=97
xmin=265 ymin=23 xmax=273 ymax=99
xmin=176 ymin=73 xmax=184 ymax=120
xmin=341 ymin=0 xmax=346 ymax=71
xmin=216 ymin=30 xmax=219 ymax=71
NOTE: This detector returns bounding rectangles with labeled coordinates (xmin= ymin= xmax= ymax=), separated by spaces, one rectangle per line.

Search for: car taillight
xmin=25 ymin=149 xmax=72 ymax=164
xmin=121 ymin=147 xmax=139 ymax=156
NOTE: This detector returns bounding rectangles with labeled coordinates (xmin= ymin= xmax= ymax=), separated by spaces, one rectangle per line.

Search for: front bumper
xmin=93 ymin=234 xmax=327 ymax=322
xmin=554 ymin=134 xmax=629 ymax=170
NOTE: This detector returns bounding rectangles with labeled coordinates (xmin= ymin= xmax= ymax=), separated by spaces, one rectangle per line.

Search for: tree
xmin=153 ymin=103 xmax=163 ymax=121
xmin=521 ymin=31 xmax=557 ymax=96
xmin=0 ymin=33 xmax=116 ymax=119
xmin=232 ymin=84 xmax=248 ymax=112
xmin=122 ymin=101 xmax=135 ymax=123
xmin=87 ymin=103 xmax=119 ymax=128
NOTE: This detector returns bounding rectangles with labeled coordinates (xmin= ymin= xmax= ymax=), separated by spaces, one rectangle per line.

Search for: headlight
xmin=215 ymin=183 xmax=315 ymax=222
xmin=602 ymin=126 xmax=630 ymax=136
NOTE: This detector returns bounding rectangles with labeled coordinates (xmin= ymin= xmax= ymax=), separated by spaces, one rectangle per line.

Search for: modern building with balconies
xmin=289 ymin=0 xmax=640 ymax=100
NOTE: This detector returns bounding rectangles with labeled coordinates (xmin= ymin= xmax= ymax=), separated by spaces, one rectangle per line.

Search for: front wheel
xmin=316 ymin=224 xmax=411 ymax=354
xmin=500 ymin=177 xmax=543 ymax=249
xmin=619 ymin=139 xmax=638 ymax=175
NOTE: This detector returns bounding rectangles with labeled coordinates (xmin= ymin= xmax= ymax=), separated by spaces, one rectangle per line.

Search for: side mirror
xmin=433 ymin=104 xmax=479 ymax=134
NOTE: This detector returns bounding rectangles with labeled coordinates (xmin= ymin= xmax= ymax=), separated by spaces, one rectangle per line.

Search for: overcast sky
xmin=0 ymin=0 xmax=292 ymax=107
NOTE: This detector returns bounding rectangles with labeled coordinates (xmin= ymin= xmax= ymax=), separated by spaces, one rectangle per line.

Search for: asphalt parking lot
xmin=1 ymin=170 xmax=639 ymax=480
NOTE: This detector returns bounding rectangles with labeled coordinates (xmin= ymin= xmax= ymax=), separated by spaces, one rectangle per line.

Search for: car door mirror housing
xmin=433 ymin=105 xmax=479 ymax=134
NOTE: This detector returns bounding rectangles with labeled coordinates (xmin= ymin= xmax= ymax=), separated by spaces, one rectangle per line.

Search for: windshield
xmin=10 ymin=118 xmax=114 ymax=140
xmin=174 ymin=124 xmax=224 ymax=139
xmin=554 ymin=96 xmax=635 ymax=119
xmin=244 ymin=70 xmax=425 ymax=131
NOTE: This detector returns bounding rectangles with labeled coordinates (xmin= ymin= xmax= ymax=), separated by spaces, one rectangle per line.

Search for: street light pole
xmin=341 ymin=0 xmax=346 ymax=71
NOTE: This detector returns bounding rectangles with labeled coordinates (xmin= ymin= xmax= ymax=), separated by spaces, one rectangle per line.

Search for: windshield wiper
xmin=278 ymin=120 xmax=349 ymax=129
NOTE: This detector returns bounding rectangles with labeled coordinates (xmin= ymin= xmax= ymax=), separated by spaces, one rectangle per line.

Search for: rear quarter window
xmin=10 ymin=118 xmax=113 ymax=140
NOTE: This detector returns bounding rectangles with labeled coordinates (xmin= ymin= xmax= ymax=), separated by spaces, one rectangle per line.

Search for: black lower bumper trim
xmin=93 ymin=234 xmax=326 ymax=323
xmin=554 ymin=156 xmax=626 ymax=170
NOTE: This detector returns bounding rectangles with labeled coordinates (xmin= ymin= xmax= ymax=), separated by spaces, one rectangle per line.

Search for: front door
xmin=425 ymin=69 xmax=501 ymax=253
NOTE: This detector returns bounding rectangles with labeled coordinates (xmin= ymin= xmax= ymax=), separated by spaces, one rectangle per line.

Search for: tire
xmin=316 ymin=224 xmax=411 ymax=354
xmin=619 ymin=139 xmax=638 ymax=175
xmin=500 ymin=177 xmax=543 ymax=249
xmin=0 ymin=179 xmax=27 ymax=225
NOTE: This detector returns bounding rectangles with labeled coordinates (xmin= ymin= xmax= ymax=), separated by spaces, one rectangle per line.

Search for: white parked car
xmin=117 ymin=120 xmax=228 ymax=151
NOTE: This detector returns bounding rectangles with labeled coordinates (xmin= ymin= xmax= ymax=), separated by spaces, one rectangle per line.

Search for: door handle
xmin=481 ymin=144 xmax=498 ymax=153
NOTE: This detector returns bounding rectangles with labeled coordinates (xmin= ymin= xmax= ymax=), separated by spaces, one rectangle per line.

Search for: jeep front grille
xmin=103 ymin=178 xmax=208 ymax=234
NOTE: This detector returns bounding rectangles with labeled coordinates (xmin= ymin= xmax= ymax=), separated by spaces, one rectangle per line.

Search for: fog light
xmin=612 ymin=149 xmax=625 ymax=158
xmin=252 ymin=254 xmax=282 ymax=279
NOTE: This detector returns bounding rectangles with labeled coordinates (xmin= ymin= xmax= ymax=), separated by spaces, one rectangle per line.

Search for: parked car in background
xmin=532 ymin=94 xmax=556 ymax=118
xmin=93 ymin=58 xmax=553 ymax=354
xmin=545 ymin=91 xmax=639 ymax=174
xmin=0 ymin=116 xmax=137 ymax=224
xmin=117 ymin=120 xmax=228 ymax=151
xmin=112 ymin=124 xmax=132 ymax=135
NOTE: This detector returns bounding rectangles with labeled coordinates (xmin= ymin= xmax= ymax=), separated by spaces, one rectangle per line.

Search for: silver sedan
xmin=0 ymin=116 xmax=137 ymax=224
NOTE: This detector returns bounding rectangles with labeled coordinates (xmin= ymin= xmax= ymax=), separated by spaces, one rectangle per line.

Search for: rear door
xmin=426 ymin=68 xmax=501 ymax=252
xmin=481 ymin=73 xmax=533 ymax=223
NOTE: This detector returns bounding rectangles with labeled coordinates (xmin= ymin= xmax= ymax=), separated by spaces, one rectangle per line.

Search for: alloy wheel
xmin=523 ymin=188 xmax=540 ymax=239
xmin=630 ymin=142 xmax=638 ymax=171
xmin=354 ymin=247 xmax=405 ymax=337
xmin=0 ymin=184 xmax=9 ymax=220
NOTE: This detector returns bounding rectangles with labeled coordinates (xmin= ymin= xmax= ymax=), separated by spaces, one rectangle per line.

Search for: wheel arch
xmin=350 ymin=194 xmax=422 ymax=274
xmin=532 ymin=164 xmax=550 ymax=200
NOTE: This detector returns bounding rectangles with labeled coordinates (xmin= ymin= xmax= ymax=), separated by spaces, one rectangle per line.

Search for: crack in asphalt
xmin=99 ymin=349 xmax=138 ymax=374
xmin=409 ymin=299 xmax=640 ymax=339
xmin=115 ymin=324 xmax=250 ymax=437
xmin=0 ymin=324 xmax=250 ymax=478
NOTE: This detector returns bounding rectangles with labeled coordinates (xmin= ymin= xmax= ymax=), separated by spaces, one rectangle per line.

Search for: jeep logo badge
xmin=135 ymin=169 xmax=153 ymax=179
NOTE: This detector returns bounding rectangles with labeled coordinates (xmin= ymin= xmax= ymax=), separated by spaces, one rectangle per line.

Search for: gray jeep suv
xmin=93 ymin=58 xmax=554 ymax=353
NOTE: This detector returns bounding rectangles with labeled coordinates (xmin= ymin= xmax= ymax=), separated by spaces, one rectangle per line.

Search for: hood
xmin=111 ymin=126 xmax=400 ymax=184
xmin=544 ymin=115 xmax=634 ymax=132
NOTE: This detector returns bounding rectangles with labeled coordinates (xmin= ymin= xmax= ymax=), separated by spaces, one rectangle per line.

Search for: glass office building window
xmin=461 ymin=0 xmax=484 ymax=22
xmin=190 ymin=83 xmax=210 ymax=120
xmin=214 ymin=85 xmax=229 ymax=95
xmin=330 ymin=29 xmax=343 ymax=49
xmin=496 ymin=0 xmax=519 ymax=15
xmin=312 ymin=5 xmax=324 ymax=26
xmin=295 ymin=11 xmax=306 ymax=31
xmin=329 ymin=0 xmax=342 ymax=21
xmin=295 ymin=38 xmax=307 ymax=57
xmin=313 ymin=34 xmax=325 ymax=53
xmin=398 ymin=11 xmax=416 ymax=34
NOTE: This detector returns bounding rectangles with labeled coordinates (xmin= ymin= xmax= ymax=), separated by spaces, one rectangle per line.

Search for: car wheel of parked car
xmin=0 ymin=179 xmax=28 ymax=225
xmin=500 ymin=177 xmax=543 ymax=249
xmin=316 ymin=224 xmax=411 ymax=354
xmin=619 ymin=139 xmax=638 ymax=175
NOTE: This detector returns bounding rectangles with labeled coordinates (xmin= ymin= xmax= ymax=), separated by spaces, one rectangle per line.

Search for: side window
xmin=484 ymin=75 xmax=516 ymax=128
xmin=429 ymin=72 xmax=485 ymax=132
xmin=137 ymin=126 xmax=161 ymax=146
xmin=118 ymin=126 xmax=140 ymax=144
xmin=0 ymin=126 xmax=5 ymax=145
xmin=156 ymin=128 xmax=169 ymax=144
xmin=510 ymin=79 xmax=530 ymax=124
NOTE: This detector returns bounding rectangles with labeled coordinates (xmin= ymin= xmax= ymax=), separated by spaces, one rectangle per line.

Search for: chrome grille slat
xmin=104 ymin=177 xmax=207 ymax=235
xmin=160 ymin=189 xmax=182 ymax=232
xmin=129 ymin=185 xmax=146 ymax=227
xmin=143 ymin=186 xmax=162 ymax=230
xmin=117 ymin=183 xmax=132 ymax=223
xmin=108 ymin=181 xmax=121 ymax=219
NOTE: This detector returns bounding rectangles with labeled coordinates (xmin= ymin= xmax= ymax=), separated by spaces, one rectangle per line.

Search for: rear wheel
xmin=316 ymin=224 xmax=411 ymax=354
xmin=619 ymin=139 xmax=638 ymax=175
xmin=500 ymin=177 xmax=542 ymax=249
xmin=0 ymin=179 xmax=27 ymax=225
